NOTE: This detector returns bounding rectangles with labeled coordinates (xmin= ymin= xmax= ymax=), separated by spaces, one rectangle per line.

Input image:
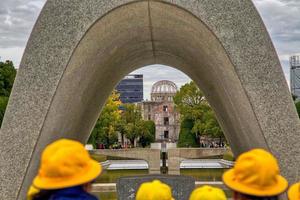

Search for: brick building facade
xmin=140 ymin=80 xmax=180 ymax=141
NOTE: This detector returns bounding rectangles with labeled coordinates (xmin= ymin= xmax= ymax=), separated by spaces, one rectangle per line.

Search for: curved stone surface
xmin=0 ymin=0 xmax=299 ymax=199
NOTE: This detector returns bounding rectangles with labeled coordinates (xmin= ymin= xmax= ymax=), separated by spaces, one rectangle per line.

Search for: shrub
xmin=177 ymin=118 xmax=198 ymax=148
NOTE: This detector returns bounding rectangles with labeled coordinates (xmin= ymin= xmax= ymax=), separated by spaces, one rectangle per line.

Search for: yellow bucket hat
xmin=189 ymin=185 xmax=227 ymax=200
xmin=222 ymin=149 xmax=288 ymax=197
xmin=27 ymin=185 xmax=40 ymax=200
xmin=288 ymin=182 xmax=300 ymax=200
xmin=136 ymin=180 xmax=174 ymax=200
xmin=33 ymin=139 xmax=102 ymax=190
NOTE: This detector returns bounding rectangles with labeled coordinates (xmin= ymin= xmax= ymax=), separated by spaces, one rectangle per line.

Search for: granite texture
xmin=0 ymin=0 xmax=299 ymax=199
xmin=116 ymin=175 xmax=195 ymax=200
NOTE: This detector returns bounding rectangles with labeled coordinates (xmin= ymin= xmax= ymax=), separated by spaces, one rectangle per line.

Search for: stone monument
xmin=116 ymin=175 xmax=195 ymax=200
xmin=0 ymin=0 xmax=299 ymax=199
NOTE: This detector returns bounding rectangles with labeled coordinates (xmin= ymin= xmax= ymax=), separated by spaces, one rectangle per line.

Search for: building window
xmin=163 ymin=105 xmax=168 ymax=112
xmin=164 ymin=117 xmax=169 ymax=125
xmin=148 ymin=114 xmax=151 ymax=120
xmin=164 ymin=130 xmax=169 ymax=139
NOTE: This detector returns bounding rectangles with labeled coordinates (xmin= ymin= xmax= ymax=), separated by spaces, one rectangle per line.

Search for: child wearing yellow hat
xmin=189 ymin=185 xmax=227 ymax=200
xmin=288 ymin=182 xmax=300 ymax=200
xmin=27 ymin=139 xmax=102 ymax=200
xmin=222 ymin=149 xmax=288 ymax=200
xmin=136 ymin=180 xmax=174 ymax=200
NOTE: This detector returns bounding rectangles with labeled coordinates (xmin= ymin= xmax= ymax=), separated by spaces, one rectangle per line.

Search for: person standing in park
xmin=189 ymin=185 xmax=227 ymax=200
xmin=222 ymin=149 xmax=288 ymax=200
xmin=27 ymin=139 xmax=102 ymax=200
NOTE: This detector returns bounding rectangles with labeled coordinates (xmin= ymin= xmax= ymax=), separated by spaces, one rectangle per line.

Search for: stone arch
xmin=0 ymin=0 xmax=299 ymax=199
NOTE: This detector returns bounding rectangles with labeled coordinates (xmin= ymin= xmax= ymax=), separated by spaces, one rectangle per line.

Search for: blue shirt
xmin=48 ymin=186 xmax=98 ymax=200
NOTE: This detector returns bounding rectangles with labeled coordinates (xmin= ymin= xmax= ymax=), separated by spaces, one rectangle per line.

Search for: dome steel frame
xmin=151 ymin=80 xmax=178 ymax=94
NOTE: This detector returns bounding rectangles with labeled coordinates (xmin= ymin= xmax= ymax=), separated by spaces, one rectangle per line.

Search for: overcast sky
xmin=0 ymin=0 xmax=299 ymax=99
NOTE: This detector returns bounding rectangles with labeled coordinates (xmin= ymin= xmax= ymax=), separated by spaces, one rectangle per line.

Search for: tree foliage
xmin=173 ymin=81 xmax=207 ymax=120
xmin=177 ymin=118 xmax=198 ymax=147
xmin=88 ymin=90 xmax=121 ymax=148
xmin=88 ymin=93 xmax=156 ymax=148
xmin=174 ymin=81 xmax=225 ymax=146
xmin=121 ymin=104 xmax=142 ymax=124
xmin=0 ymin=60 xmax=17 ymax=126
xmin=139 ymin=120 xmax=155 ymax=147
xmin=120 ymin=104 xmax=155 ymax=147
xmin=291 ymin=94 xmax=300 ymax=118
xmin=0 ymin=96 xmax=9 ymax=125
xmin=295 ymin=101 xmax=300 ymax=118
xmin=121 ymin=104 xmax=142 ymax=145
xmin=0 ymin=60 xmax=16 ymax=96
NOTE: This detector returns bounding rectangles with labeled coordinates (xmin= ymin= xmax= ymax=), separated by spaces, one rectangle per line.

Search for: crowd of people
xmin=27 ymin=139 xmax=299 ymax=200
xmin=199 ymin=141 xmax=226 ymax=148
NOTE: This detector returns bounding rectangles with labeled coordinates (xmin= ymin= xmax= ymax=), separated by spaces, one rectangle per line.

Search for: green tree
xmin=173 ymin=81 xmax=207 ymax=120
xmin=116 ymin=119 xmax=127 ymax=146
xmin=122 ymin=104 xmax=142 ymax=124
xmin=0 ymin=96 xmax=9 ymax=125
xmin=139 ymin=120 xmax=155 ymax=147
xmin=295 ymin=101 xmax=300 ymax=118
xmin=118 ymin=104 xmax=155 ymax=147
xmin=202 ymin=110 xmax=225 ymax=144
xmin=174 ymin=81 xmax=225 ymax=145
xmin=0 ymin=60 xmax=17 ymax=126
xmin=121 ymin=104 xmax=142 ymax=146
xmin=88 ymin=90 xmax=121 ymax=148
xmin=0 ymin=60 xmax=16 ymax=96
xmin=177 ymin=118 xmax=198 ymax=147
xmin=123 ymin=122 xmax=138 ymax=146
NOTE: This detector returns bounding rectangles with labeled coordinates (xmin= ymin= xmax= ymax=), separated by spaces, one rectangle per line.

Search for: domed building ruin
xmin=140 ymin=80 xmax=180 ymax=141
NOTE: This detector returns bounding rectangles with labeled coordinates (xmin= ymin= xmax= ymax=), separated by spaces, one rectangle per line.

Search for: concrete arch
xmin=0 ymin=0 xmax=299 ymax=199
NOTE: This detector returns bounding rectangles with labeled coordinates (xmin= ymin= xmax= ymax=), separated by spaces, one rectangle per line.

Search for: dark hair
xmin=240 ymin=193 xmax=279 ymax=200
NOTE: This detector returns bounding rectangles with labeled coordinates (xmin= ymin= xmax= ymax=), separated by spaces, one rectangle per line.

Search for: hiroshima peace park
xmin=1 ymin=1 xmax=300 ymax=200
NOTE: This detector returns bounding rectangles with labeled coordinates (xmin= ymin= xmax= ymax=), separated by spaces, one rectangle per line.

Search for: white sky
xmin=0 ymin=0 xmax=300 ymax=99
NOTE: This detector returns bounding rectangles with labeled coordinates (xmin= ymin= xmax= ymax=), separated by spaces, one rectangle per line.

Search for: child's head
xmin=189 ymin=185 xmax=227 ymax=200
xmin=136 ymin=180 xmax=174 ymax=200
xmin=288 ymin=182 xmax=300 ymax=200
xmin=222 ymin=149 xmax=288 ymax=199
xmin=33 ymin=139 xmax=102 ymax=190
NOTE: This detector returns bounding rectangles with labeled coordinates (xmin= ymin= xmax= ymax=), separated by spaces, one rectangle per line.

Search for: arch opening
xmin=43 ymin=1 xmax=265 ymax=153
xmin=30 ymin=1 xmax=268 ymax=186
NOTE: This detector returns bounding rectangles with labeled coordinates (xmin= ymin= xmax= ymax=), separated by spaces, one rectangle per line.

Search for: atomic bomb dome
xmin=151 ymin=80 xmax=178 ymax=101
xmin=151 ymin=80 xmax=178 ymax=94
xmin=141 ymin=80 xmax=180 ymax=141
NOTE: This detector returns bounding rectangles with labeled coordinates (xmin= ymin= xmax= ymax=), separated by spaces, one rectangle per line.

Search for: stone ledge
xmin=91 ymin=181 xmax=228 ymax=193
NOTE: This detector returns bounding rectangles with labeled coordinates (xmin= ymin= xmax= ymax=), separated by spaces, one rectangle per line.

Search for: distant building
xmin=116 ymin=74 xmax=143 ymax=103
xmin=290 ymin=55 xmax=300 ymax=100
xmin=140 ymin=80 xmax=180 ymax=141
